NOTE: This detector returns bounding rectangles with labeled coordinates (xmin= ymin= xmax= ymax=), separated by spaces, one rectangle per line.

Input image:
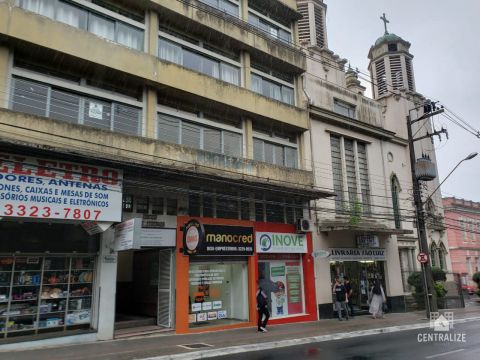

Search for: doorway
xmin=115 ymin=249 xmax=174 ymax=331
xmin=330 ymin=261 xmax=386 ymax=311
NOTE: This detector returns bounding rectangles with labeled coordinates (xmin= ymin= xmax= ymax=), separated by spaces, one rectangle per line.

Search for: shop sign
xmin=328 ymin=248 xmax=386 ymax=261
xmin=114 ymin=218 xmax=176 ymax=251
xmin=356 ymin=235 xmax=380 ymax=248
xmin=256 ymin=232 xmax=307 ymax=253
xmin=0 ymin=153 xmax=122 ymax=222
xmin=114 ymin=218 xmax=140 ymax=251
xmin=183 ymin=219 xmax=254 ymax=256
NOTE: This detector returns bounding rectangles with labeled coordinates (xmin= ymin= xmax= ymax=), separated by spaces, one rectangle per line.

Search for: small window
xmin=333 ymin=99 xmax=355 ymax=118
xmin=136 ymin=196 xmax=149 ymax=213
xmin=388 ymin=43 xmax=398 ymax=52
xmin=151 ymin=197 xmax=164 ymax=215
xmin=122 ymin=194 xmax=134 ymax=212
xmin=166 ymin=198 xmax=178 ymax=215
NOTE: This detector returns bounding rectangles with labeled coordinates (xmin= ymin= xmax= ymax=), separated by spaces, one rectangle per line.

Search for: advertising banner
xmin=0 ymin=153 xmax=122 ymax=222
xmin=256 ymin=232 xmax=307 ymax=253
xmin=183 ymin=219 xmax=254 ymax=256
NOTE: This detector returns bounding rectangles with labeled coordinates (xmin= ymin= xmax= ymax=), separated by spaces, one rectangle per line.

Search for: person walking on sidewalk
xmin=257 ymin=286 xmax=270 ymax=332
xmin=368 ymin=279 xmax=386 ymax=319
xmin=333 ymin=277 xmax=349 ymax=321
xmin=344 ymin=276 xmax=354 ymax=318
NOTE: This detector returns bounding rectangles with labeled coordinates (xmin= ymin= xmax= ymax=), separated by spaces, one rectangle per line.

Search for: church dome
xmin=374 ymin=33 xmax=403 ymax=46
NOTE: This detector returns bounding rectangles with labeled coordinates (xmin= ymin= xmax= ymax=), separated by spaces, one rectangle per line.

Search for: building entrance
xmin=330 ymin=261 xmax=386 ymax=311
xmin=115 ymin=249 xmax=173 ymax=330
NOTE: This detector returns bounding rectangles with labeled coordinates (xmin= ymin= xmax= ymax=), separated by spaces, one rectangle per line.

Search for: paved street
xmin=212 ymin=321 xmax=480 ymax=360
xmin=1 ymin=307 xmax=479 ymax=360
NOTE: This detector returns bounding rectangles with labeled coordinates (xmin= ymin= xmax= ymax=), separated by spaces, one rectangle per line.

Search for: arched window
xmin=430 ymin=243 xmax=438 ymax=268
xmin=426 ymin=199 xmax=435 ymax=216
xmin=391 ymin=175 xmax=401 ymax=229
xmin=439 ymin=243 xmax=448 ymax=270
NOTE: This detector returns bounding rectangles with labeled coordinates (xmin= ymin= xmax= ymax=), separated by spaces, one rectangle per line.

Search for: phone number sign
xmin=0 ymin=153 xmax=123 ymax=222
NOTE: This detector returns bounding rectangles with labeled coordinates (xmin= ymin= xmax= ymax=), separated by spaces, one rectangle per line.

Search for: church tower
xmin=368 ymin=14 xmax=416 ymax=99
xmin=297 ymin=0 xmax=328 ymax=48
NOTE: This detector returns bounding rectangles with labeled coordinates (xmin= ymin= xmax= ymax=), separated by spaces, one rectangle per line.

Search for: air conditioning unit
xmin=296 ymin=218 xmax=312 ymax=233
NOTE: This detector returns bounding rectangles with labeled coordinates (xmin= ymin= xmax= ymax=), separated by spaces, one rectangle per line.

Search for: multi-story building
xmin=297 ymin=0 xmax=452 ymax=317
xmin=0 ymin=0 xmax=332 ymax=346
xmin=443 ymin=197 xmax=480 ymax=286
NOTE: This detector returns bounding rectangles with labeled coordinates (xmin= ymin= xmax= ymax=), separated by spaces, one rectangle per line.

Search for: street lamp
xmin=424 ymin=152 xmax=478 ymax=205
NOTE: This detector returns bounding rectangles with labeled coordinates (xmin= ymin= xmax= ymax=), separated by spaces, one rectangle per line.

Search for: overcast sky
xmin=325 ymin=0 xmax=480 ymax=202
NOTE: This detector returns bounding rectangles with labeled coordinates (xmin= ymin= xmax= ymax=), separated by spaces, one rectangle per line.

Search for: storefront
xmin=328 ymin=247 xmax=387 ymax=311
xmin=0 ymin=152 xmax=122 ymax=341
xmin=175 ymin=217 xmax=257 ymax=333
xmin=255 ymin=223 xmax=317 ymax=324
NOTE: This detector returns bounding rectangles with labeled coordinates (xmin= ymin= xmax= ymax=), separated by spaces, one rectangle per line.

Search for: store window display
xmin=188 ymin=260 xmax=248 ymax=328
xmin=258 ymin=254 xmax=305 ymax=318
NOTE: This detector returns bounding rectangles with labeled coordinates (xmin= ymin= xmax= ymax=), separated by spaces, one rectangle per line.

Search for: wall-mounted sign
xmin=0 ymin=153 xmax=122 ymax=222
xmin=114 ymin=218 xmax=140 ymax=251
xmin=81 ymin=221 xmax=113 ymax=235
xmin=114 ymin=218 xmax=176 ymax=251
xmin=328 ymin=248 xmax=386 ymax=261
xmin=183 ymin=219 xmax=253 ymax=256
xmin=356 ymin=235 xmax=380 ymax=248
xmin=256 ymin=232 xmax=307 ymax=253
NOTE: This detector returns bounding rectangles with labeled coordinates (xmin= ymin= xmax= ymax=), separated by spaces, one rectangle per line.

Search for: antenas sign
xmin=0 ymin=153 xmax=122 ymax=222
xmin=183 ymin=219 xmax=254 ymax=256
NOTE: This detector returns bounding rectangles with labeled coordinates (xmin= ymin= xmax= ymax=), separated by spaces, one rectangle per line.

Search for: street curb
xmin=139 ymin=316 xmax=480 ymax=360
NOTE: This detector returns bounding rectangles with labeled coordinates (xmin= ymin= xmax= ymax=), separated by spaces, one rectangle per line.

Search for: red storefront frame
xmin=254 ymin=222 xmax=317 ymax=325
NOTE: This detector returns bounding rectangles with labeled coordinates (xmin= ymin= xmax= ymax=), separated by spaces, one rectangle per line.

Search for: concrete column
xmin=147 ymin=10 xmax=159 ymax=57
xmin=146 ymin=88 xmax=157 ymax=139
xmin=0 ymin=46 xmax=12 ymax=108
xmin=94 ymin=228 xmax=118 ymax=340
xmin=384 ymin=235 xmax=404 ymax=297
xmin=298 ymin=132 xmax=306 ymax=170
xmin=241 ymin=51 xmax=251 ymax=89
xmin=244 ymin=117 xmax=253 ymax=159
xmin=240 ymin=0 xmax=249 ymax=21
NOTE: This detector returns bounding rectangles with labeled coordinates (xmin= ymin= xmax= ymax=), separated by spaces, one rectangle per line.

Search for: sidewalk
xmin=3 ymin=306 xmax=480 ymax=360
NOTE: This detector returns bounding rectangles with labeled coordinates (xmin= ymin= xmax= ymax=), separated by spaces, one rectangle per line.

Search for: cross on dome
xmin=380 ymin=13 xmax=389 ymax=35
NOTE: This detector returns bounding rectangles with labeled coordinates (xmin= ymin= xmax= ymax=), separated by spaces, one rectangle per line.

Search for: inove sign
xmin=256 ymin=232 xmax=307 ymax=253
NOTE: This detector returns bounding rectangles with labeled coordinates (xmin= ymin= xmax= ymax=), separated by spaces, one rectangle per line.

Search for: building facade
xmin=443 ymin=197 xmax=480 ymax=286
xmin=0 ymin=0 xmax=331 ymax=346
xmin=297 ymin=0 xmax=452 ymax=317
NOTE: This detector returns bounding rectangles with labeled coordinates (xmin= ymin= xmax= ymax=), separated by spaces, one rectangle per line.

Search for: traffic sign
xmin=417 ymin=252 xmax=429 ymax=264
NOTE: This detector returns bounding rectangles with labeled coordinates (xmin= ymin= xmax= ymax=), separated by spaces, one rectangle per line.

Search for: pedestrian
xmin=256 ymin=286 xmax=270 ymax=332
xmin=344 ymin=276 xmax=354 ymax=318
xmin=333 ymin=276 xmax=349 ymax=321
xmin=368 ymin=279 xmax=386 ymax=319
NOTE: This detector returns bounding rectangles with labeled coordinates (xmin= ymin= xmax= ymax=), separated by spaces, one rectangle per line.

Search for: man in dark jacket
xmin=333 ymin=276 xmax=349 ymax=321
xmin=344 ymin=276 xmax=354 ymax=318
xmin=256 ymin=286 xmax=270 ymax=332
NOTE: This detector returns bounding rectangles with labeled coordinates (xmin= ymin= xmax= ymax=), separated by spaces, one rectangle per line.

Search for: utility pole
xmin=406 ymin=105 xmax=445 ymax=318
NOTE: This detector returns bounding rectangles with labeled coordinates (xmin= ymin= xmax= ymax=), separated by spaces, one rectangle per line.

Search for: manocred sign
xmin=182 ymin=219 xmax=253 ymax=256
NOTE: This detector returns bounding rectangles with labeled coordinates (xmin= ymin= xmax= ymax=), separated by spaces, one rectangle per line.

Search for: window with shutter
xmin=158 ymin=114 xmax=180 ymax=144
xmin=297 ymin=3 xmax=310 ymax=45
xmin=314 ymin=5 xmax=325 ymax=48
xmin=389 ymin=55 xmax=403 ymax=90
xmin=391 ymin=175 xmax=401 ymax=229
xmin=405 ymin=57 xmax=415 ymax=91
xmin=375 ymin=59 xmax=387 ymax=96
xmin=344 ymin=139 xmax=357 ymax=205
xmin=330 ymin=135 xmax=343 ymax=212
xmin=357 ymin=143 xmax=371 ymax=215
xmin=330 ymin=135 xmax=370 ymax=215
